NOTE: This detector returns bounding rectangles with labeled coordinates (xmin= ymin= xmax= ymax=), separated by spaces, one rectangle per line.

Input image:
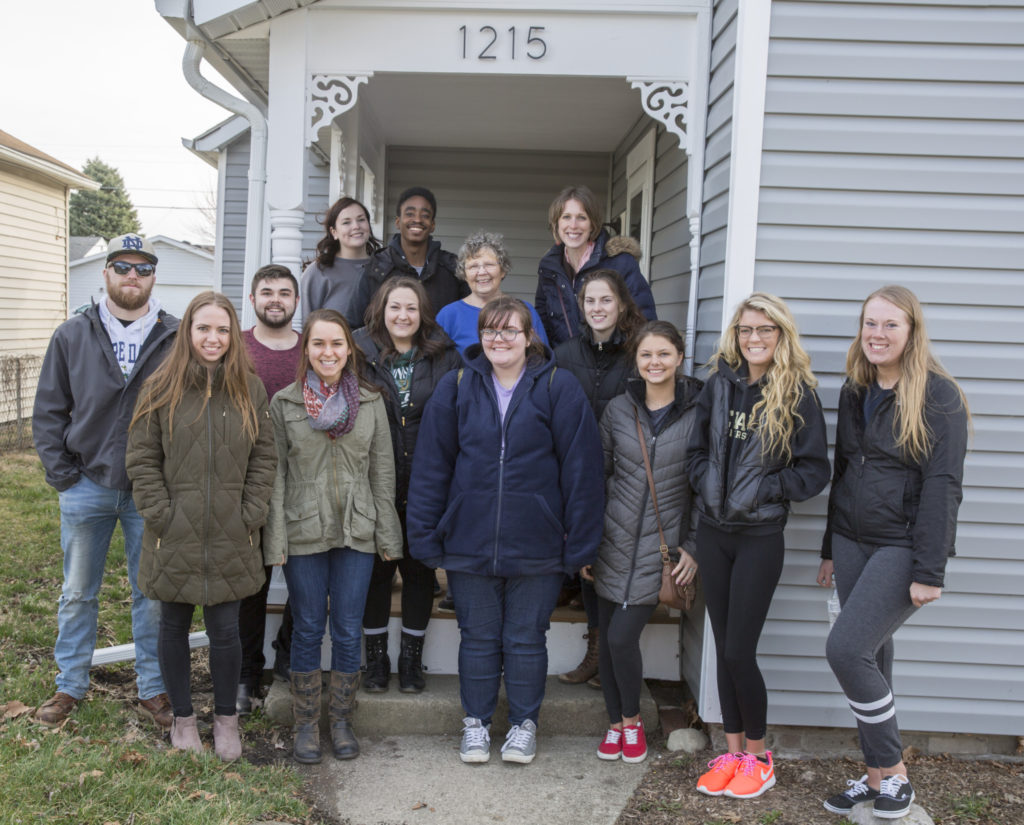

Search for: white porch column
xmin=265 ymin=10 xmax=308 ymax=327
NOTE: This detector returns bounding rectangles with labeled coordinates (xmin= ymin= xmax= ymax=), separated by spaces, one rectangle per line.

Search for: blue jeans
xmin=447 ymin=571 xmax=563 ymax=727
xmin=55 ymin=475 xmax=163 ymax=700
xmin=283 ymin=547 xmax=375 ymax=673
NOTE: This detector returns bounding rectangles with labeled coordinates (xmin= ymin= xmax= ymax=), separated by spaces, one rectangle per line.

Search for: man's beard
xmin=256 ymin=304 xmax=295 ymax=329
xmin=107 ymin=280 xmax=153 ymax=311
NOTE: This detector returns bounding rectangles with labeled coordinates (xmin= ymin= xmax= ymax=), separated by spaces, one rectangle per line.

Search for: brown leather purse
xmin=635 ymin=409 xmax=696 ymax=611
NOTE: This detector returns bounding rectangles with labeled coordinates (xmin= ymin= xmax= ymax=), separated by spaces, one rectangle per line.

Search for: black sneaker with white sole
xmin=873 ymin=774 xmax=915 ymax=819
xmin=823 ymin=774 xmax=879 ymax=814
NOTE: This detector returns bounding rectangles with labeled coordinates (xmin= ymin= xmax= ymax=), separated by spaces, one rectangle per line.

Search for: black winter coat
xmin=821 ymin=375 xmax=968 ymax=588
xmin=554 ymin=327 xmax=632 ymax=422
xmin=346 ymin=235 xmax=469 ymax=329
xmin=354 ymin=329 xmax=463 ymax=513
xmin=593 ymin=378 xmax=702 ymax=606
xmin=535 ymin=232 xmax=656 ymax=348
xmin=687 ymin=362 xmax=830 ymax=532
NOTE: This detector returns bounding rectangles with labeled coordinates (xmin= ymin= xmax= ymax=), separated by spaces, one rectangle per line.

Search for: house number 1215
xmin=458 ymin=26 xmax=548 ymax=61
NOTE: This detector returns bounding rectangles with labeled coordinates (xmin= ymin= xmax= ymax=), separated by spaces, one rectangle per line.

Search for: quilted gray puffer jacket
xmin=592 ymin=377 xmax=702 ymax=607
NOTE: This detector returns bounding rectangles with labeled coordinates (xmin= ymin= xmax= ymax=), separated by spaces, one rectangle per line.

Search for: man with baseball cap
xmin=33 ymin=233 xmax=179 ymax=728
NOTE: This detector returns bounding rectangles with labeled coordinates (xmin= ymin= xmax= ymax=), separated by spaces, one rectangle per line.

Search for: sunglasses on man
xmin=108 ymin=261 xmax=156 ymax=277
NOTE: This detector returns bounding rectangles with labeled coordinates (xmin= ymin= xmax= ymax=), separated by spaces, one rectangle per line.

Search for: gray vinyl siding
xmin=695 ymin=0 xmax=739 ymax=367
xmin=384 ymin=146 xmax=609 ymax=304
xmin=682 ymin=0 xmax=739 ymax=701
xmin=302 ymin=149 xmax=329 ymax=264
xmin=610 ymin=122 xmax=692 ymax=331
xmin=221 ymin=134 xmax=250 ymax=316
xmin=750 ymin=0 xmax=1024 ymax=735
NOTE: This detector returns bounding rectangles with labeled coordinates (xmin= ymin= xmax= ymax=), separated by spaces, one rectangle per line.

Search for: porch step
xmin=261 ymin=673 xmax=657 ymax=737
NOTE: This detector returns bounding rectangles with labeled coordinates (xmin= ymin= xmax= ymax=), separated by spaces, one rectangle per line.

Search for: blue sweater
xmin=406 ymin=346 xmax=604 ymax=577
xmin=436 ymin=298 xmax=548 ymax=356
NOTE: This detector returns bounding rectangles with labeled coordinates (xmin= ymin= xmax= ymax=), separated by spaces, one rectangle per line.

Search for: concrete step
xmin=263 ymin=673 xmax=658 ymax=737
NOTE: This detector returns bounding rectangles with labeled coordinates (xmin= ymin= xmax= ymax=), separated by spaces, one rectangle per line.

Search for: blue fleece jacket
xmin=406 ymin=345 xmax=604 ymax=577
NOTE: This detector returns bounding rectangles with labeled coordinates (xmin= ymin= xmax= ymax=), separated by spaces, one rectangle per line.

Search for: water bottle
xmin=827 ymin=588 xmax=841 ymax=627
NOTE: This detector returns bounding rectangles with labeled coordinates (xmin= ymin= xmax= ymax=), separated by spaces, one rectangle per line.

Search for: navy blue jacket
xmin=406 ymin=346 xmax=604 ymax=577
xmin=535 ymin=231 xmax=657 ymax=348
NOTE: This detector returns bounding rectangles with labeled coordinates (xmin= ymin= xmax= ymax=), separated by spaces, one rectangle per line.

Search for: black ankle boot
xmin=397 ymin=632 xmax=426 ymax=693
xmin=363 ymin=633 xmax=390 ymax=693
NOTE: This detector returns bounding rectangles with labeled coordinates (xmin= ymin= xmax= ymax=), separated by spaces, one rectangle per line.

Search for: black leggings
xmin=697 ymin=520 xmax=784 ymax=741
xmin=597 ymin=597 xmax=657 ymax=721
xmin=159 ymin=600 xmax=241 ymax=718
xmin=237 ymin=565 xmax=272 ymax=687
xmin=362 ymin=554 xmax=435 ymax=632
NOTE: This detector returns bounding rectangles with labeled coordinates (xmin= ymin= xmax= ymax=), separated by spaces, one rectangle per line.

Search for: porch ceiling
xmin=360 ymin=74 xmax=641 ymax=153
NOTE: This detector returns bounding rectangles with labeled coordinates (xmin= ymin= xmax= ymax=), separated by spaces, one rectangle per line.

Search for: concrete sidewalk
xmin=297 ymin=733 xmax=649 ymax=825
xmin=260 ymin=675 xmax=659 ymax=825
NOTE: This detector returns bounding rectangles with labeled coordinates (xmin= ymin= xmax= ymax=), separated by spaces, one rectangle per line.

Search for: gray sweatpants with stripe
xmin=826 ymin=534 xmax=919 ymax=768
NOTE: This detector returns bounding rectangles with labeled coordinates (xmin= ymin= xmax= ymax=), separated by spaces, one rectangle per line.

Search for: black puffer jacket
xmin=535 ymin=232 xmax=657 ymax=348
xmin=821 ymin=374 xmax=968 ymax=588
xmin=346 ymin=235 xmax=468 ymax=329
xmin=593 ymin=378 xmax=702 ymax=606
xmin=355 ymin=329 xmax=463 ymax=513
xmin=686 ymin=361 xmax=830 ymax=532
xmin=554 ymin=326 xmax=632 ymax=422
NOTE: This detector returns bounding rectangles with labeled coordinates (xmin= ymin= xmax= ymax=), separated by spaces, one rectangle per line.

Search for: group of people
xmin=31 ymin=179 xmax=967 ymax=820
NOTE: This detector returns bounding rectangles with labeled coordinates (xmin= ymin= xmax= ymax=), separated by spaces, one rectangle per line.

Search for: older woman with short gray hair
xmin=436 ymin=230 xmax=548 ymax=355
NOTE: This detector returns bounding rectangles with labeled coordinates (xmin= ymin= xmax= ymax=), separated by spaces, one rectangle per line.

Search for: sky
xmin=1 ymin=0 xmax=236 ymax=244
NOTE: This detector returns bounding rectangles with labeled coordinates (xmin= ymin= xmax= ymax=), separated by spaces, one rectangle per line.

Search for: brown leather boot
xmin=328 ymin=671 xmax=361 ymax=760
xmin=558 ymin=629 xmax=599 ymax=684
xmin=34 ymin=692 xmax=78 ymax=727
xmin=137 ymin=692 xmax=173 ymax=730
xmin=290 ymin=670 xmax=323 ymax=764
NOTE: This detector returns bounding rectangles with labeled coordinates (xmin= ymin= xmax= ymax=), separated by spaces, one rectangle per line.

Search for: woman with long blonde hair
xmin=127 ymin=291 xmax=277 ymax=761
xmin=686 ymin=292 xmax=829 ymax=799
xmin=816 ymin=286 xmax=968 ymax=819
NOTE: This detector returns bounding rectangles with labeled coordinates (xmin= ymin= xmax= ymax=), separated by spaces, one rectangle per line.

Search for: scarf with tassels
xmin=302 ymin=369 xmax=360 ymax=439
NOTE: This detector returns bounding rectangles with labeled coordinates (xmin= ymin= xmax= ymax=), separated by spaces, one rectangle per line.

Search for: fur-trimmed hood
xmin=604 ymin=234 xmax=642 ymax=259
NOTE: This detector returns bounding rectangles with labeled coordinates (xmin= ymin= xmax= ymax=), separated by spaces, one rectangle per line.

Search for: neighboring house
xmin=0 ymin=129 xmax=98 ymax=426
xmin=155 ymin=0 xmax=1024 ymax=739
xmin=69 ymin=235 xmax=106 ymax=262
xmin=69 ymin=235 xmax=215 ymax=318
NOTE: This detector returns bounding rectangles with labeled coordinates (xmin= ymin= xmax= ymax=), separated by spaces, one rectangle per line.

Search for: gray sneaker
xmin=459 ymin=717 xmax=491 ymax=763
xmin=500 ymin=719 xmax=537 ymax=764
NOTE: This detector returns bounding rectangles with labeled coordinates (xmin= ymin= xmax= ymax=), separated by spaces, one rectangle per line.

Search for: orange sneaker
xmin=724 ymin=751 xmax=776 ymax=799
xmin=696 ymin=751 xmax=743 ymax=796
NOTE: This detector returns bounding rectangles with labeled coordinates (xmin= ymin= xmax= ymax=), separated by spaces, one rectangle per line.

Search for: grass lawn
xmin=0 ymin=451 xmax=314 ymax=825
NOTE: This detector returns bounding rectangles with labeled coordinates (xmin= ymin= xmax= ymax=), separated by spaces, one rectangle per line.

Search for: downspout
xmin=181 ymin=5 xmax=267 ymax=326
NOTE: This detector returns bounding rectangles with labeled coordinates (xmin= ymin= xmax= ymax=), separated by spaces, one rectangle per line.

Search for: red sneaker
xmin=597 ymin=728 xmax=622 ymax=760
xmin=621 ymin=720 xmax=647 ymax=763
xmin=724 ymin=751 xmax=776 ymax=799
xmin=696 ymin=751 xmax=743 ymax=796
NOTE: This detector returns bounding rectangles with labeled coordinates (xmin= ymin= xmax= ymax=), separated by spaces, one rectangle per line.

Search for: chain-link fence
xmin=0 ymin=354 xmax=41 ymax=453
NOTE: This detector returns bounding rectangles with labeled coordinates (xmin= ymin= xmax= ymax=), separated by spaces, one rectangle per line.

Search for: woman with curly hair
xmin=127 ymin=292 xmax=277 ymax=761
xmin=687 ymin=293 xmax=829 ymax=799
xmin=817 ymin=286 xmax=969 ymax=819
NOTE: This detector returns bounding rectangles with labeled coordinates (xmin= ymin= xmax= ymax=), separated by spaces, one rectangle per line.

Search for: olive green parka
xmin=264 ymin=381 xmax=402 ymax=564
xmin=126 ymin=368 xmax=277 ymax=606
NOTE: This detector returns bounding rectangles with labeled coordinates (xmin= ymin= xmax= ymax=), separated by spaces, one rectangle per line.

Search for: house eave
xmin=0 ymin=146 xmax=99 ymax=191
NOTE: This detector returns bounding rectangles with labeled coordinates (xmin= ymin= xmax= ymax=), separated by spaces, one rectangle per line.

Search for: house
xmin=0 ymin=129 xmax=98 ymax=434
xmin=69 ymin=235 xmax=107 ymax=262
xmin=154 ymin=0 xmax=1024 ymax=740
xmin=69 ymin=235 xmax=215 ymax=318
